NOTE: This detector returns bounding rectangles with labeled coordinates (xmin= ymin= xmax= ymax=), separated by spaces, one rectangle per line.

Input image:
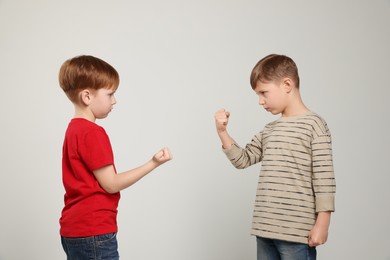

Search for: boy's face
xmin=254 ymin=80 xmax=289 ymax=115
xmin=89 ymin=88 xmax=117 ymax=119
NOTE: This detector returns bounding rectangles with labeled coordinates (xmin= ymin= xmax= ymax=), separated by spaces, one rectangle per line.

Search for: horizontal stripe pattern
xmin=223 ymin=112 xmax=336 ymax=244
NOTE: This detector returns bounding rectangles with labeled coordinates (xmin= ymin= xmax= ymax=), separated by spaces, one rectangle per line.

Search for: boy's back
xmin=60 ymin=118 xmax=120 ymax=237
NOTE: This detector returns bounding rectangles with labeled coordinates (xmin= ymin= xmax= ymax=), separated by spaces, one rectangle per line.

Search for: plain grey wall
xmin=1 ymin=0 xmax=389 ymax=259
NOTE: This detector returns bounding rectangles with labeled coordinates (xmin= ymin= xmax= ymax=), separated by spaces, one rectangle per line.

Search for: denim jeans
xmin=256 ymin=236 xmax=316 ymax=260
xmin=61 ymin=232 xmax=119 ymax=260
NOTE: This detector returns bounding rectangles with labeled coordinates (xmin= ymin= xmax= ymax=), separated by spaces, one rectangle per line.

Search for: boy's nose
xmin=259 ymin=98 xmax=265 ymax=105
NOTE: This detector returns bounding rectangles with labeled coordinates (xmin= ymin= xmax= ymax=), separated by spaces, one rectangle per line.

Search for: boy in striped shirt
xmin=215 ymin=54 xmax=335 ymax=260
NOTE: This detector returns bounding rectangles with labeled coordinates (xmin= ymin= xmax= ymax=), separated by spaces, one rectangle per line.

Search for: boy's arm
xmin=215 ymin=108 xmax=234 ymax=149
xmin=93 ymin=147 xmax=172 ymax=194
xmin=308 ymin=211 xmax=331 ymax=247
xmin=215 ymin=108 xmax=263 ymax=169
xmin=309 ymin=120 xmax=336 ymax=247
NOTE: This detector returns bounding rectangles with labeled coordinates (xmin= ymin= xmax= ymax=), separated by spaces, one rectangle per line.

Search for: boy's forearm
xmin=218 ymin=130 xmax=234 ymax=149
xmin=114 ymin=160 xmax=160 ymax=192
xmin=316 ymin=211 xmax=331 ymax=228
xmin=96 ymin=160 xmax=160 ymax=194
xmin=95 ymin=148 xmax=172 ymax=194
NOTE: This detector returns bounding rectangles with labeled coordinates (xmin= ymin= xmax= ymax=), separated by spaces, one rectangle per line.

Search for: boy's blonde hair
xmin=250 ymin=54 xmax=300 ymax=90
xmin=59 ymin=55 xmax=119 ymax=103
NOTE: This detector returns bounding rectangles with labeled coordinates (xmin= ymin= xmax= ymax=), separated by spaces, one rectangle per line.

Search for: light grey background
xmin=0 ymin=0 xmax=389 ymax=259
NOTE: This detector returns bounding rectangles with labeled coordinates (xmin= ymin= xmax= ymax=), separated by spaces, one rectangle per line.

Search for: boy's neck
xmin=281 ymin=90 xmax=309 ymax=117
xmin=281 ymin=105 xmax=310 ymax=117
xmin=74 ymin=105 xmax=96 ymax=122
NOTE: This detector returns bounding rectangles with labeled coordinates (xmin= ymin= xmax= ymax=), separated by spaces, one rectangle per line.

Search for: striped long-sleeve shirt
xmin=223 ymin=112 xmax=336 ymax=244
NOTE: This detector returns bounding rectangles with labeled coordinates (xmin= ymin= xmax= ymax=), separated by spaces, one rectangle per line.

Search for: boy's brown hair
xmin=59 ymin=55 xmax=119 ymax=103
xmin=250 ymin=54 xmax=300 ymax=90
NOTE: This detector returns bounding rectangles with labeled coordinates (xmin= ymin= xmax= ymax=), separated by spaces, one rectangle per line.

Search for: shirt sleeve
xmin=222 ymin=132 xmax=263 ymax=169
xmin=79 ymin=128 xmax=115 ymax=172
xmin=312 ymin=126 xmax=336 ymax=212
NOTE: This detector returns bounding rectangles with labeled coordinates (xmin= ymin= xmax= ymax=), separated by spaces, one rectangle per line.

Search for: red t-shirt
xmin=60 ymin=118 xmax=120 ymax=237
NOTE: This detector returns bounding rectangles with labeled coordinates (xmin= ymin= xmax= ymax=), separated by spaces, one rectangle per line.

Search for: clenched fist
xmin=215 ymin=108 xmax=230 ymax=133
xmin=153 ymin=147 xmax=173 ymax=165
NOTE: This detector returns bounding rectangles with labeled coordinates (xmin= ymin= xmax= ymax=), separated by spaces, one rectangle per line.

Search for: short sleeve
xmin=79 ymin=128 xmax=114 ymax=171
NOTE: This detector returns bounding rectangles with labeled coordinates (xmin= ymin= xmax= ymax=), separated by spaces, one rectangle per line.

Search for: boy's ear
xmin=79 ymin=89 xmax=93 ymax=106
xmin=282 ymin=78 xmax=293 ymax=93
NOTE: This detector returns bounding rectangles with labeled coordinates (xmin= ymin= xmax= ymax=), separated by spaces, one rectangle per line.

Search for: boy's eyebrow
xmin=255 ymin=87 xmax=265 ymax=93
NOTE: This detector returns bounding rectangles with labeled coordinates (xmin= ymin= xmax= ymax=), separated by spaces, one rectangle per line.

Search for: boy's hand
xmin=308 ymin=212 xmax=331 ymax=247
xmin=215 ymin=108 xmax=230 ymax=133
xmin=153 ymin=147 xmax=173 ymax=165
xmin=308 ymin=224 xmax=328 ymax=247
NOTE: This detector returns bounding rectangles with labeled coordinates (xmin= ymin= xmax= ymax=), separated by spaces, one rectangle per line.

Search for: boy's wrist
xmin=150 ymin=158 xmax=161 ymax=167
xmin=218 ymin=129 xmax=229 ymax=136
xmin=315 ymin=211 xmax=331 ymax=227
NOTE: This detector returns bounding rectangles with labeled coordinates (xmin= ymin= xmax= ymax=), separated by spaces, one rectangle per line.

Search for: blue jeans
xmin=256 ymin=236 xmax=316 ymax=260
xmin=61 ymin=233 xmax=119 ymax=260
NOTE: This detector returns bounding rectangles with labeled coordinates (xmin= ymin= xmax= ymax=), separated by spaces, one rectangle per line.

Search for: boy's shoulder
xmin=304 ymin=112 xmax=330 ymax=135
xmin=66 ymin=118 xmax=107 ymax=136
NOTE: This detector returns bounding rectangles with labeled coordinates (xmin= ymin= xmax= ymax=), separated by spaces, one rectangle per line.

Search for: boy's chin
xmin=97 ymin=114 xmax=110 ymax=119
xmin=267 ymin=109 xmax=280 ymax=115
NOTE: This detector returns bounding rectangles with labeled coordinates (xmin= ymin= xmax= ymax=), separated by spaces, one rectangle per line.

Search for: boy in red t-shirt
xmin=58 ymin=55 xmax=172 ymax=259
